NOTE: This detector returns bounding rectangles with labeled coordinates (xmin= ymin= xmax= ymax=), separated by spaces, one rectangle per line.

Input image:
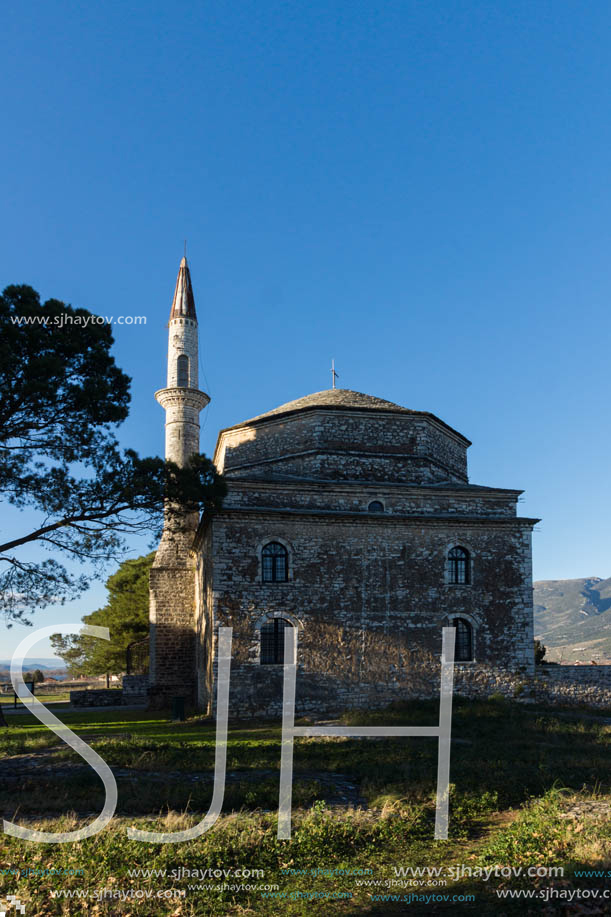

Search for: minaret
xmin=155 ymin=257 xmax=210 ymax=470
xmin=148 ymin=256 xmax=209 ymax=709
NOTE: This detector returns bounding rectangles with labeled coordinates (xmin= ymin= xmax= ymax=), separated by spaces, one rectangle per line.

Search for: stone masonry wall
xmin=218 ymin=411 xmax=468 ymax=483
xmin=166 ymin=317 xmax=199 ymax=389
xmin=233 ymin=451 xmax=453 ymax=484
xmin=122 ymin=674 xmax=148 ymax=705
xmin=206 ymin=511 xmax=535 ymax=717
xmin=70 ymin=689 xmax=123 ymax=707
xmin=156 ymin=388 xmax=209 ymax=468
xmin=194 ymin=524 xmax=214 ymax=713
xmin=148 ymin=530 xmax=198 ymax=708
xmin=204 ymin=655 xmax=611 ymax=718
xmin=451 ymin=663 xmax=611 ymax=710
xmin=531 ymin=665 xmax=611 ymax=708
xmin=222 ymin=480 xmax=518 ymax=518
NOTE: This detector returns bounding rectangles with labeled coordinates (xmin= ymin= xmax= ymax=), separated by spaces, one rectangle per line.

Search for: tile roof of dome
xmin=244 ymin=388 xmax=413 ymax=422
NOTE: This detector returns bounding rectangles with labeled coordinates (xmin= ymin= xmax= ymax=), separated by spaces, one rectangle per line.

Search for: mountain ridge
xmin=0 ymin=658 xmax=66 ymax=670
xmin=534 ymin=576 xmax=611 ymax=663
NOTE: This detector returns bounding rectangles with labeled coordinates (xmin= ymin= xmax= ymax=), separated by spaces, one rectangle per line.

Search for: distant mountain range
xmin=534 ymin=577 xmax=611 ymax=663
xmin=0 ymin=658 xmax=66 ymax=671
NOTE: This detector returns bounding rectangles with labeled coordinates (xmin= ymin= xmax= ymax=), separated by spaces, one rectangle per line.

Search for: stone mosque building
xmin=146 ymin=258 xmax=539 ymax=716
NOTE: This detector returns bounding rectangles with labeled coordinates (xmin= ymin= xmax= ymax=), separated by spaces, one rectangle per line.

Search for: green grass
xmin=0 ymin=693 xmax=70 ymax=705
xmin=1 ymin=698 xmax=610 ymax=915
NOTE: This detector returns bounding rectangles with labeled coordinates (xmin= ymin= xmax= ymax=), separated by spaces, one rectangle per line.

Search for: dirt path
xmin=0 ymin=744 xmax=367 ymax=808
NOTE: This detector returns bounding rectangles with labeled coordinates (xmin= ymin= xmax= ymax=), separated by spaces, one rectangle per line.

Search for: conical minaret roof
xmin=170 ymin=256 xmax=197 ymax=320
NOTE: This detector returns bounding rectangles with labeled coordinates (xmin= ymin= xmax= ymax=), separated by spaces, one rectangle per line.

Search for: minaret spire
xmin=170 ymin=256 xmax=197 ymax=320
xmin=155 ymin=256 xmax=210 ymax=469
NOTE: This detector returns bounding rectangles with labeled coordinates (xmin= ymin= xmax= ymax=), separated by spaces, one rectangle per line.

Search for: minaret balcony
xmin=155 ymin=387 xmax=210 ymax=412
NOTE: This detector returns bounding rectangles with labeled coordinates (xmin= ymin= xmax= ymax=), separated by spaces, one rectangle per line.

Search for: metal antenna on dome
xmin=331 ymin=359 xmax=339 ymax=390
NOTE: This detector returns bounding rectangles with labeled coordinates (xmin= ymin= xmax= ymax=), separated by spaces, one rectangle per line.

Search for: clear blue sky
xmin=2 ymin=0 xmax=610 ymax=659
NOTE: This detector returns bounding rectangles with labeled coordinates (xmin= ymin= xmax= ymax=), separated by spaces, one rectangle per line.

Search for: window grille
xmin=448 ymin=546 xmax=470 ymax=584
xmin=260 ymin=618 xmax=292 ymax=664
xmin=262 ymin=542 xmax=288 ymax=582
xmin=453 ymin=618 xmax=473 ymax=661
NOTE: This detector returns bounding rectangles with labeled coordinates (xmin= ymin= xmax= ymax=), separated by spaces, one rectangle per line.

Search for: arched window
xmin=447 ymin=546 xmax=470 ymax=584
xmin=368 ymin=500 xmax=384 ymax=513
xmin=453 ymin=618 xmax=473 ymax=661
xmin=262 ymin=542 xmax=288 ymax=583
xmin=260 ymin=618 xmax=292 ymax=664
xmin=177 ymin=354 xmax=189 ymax=387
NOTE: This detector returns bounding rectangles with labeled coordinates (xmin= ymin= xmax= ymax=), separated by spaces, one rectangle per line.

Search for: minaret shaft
xmin=155 ymin=257 xmax=209 ymax=469
xmin=156 ymin=388 xmax=209 ymax=467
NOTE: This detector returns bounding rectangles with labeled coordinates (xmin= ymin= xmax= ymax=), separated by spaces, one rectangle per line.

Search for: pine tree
xmin=50 ymin=554 xmax=153 ymax=677
xmin=0 ymin=284 xmax=225 ymax=623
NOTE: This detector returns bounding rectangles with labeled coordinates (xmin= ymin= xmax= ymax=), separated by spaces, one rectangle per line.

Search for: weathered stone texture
xmin=531 ymin=665 xmax=611 ymax=708
xmin=450 ymin=663 xmax=611 ymax=710
xmin=70 ymin=689 xmax=122 ymax=707
xmin=216 ymin=404 xmax=469 ymax=484
xmin=149 ymin=528 xmax=199 ymax=707
xmin=155 ymin=387 xmax=209 ymax=467
xmin=194 ymin=524 xmax=214 ymax=711
xmin=122 ymin=674 xmax=148 ymax=705
xmin=203 ymin=510 xmax=536 ymax=717
xmin=221 ymin=480 xmax=519 ymax=517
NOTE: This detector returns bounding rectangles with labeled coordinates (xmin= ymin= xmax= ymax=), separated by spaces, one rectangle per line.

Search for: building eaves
xmin=226 ymin=475 xmax=523 ymax=497
xmin=215 ymin=506 xmax=541 ymax=526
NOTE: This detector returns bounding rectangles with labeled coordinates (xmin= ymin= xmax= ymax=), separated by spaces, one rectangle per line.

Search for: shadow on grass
xmin=1 ymin=698 xmax=609 ymax=829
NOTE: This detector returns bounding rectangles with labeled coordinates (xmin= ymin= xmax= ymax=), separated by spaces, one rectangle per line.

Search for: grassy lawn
xmin=0 ymin=698 xmax=610 ymax=915
xmin=0 ymin=694 xmax=70 ymax=706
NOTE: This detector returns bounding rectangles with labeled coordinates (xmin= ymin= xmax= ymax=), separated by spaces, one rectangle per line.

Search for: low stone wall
xmin=530 ymin=665 xmax=611 ymax=709
xmin=70 ymin=689 xmax=123 ymax=707
xmin=212 ymin=659 xmax=611 ymax=717
xmin=122 ymin=675 xmax=149 ymax=706
xmin=70 ymin=668 xmax=611 ymax=714
xmin=427 ymin=663 xmax=611 ymax=711
xmin=441 ymin=663 xmax=611 ymax=711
